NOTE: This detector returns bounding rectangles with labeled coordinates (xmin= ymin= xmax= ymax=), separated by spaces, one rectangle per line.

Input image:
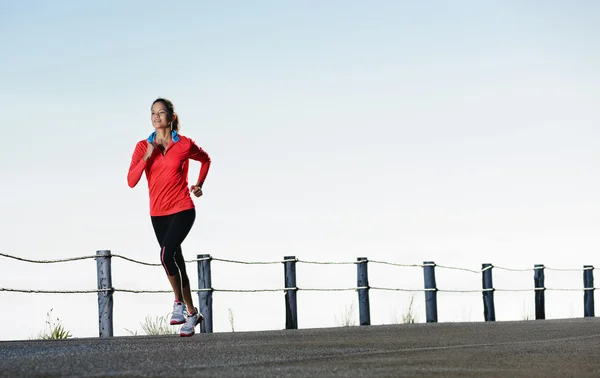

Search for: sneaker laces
xmin=173 ymin=302 xmax=187 ymax=314
xmin=182 ymin=313 xmax=198 ymax=329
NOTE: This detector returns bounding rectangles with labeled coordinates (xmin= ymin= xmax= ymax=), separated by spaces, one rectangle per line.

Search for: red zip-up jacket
xmin=127 ymin=131 xmax=211 ymax=217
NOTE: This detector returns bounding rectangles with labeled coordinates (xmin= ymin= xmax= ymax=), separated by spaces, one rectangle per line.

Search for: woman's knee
xmin=160 ymin=246 xmax=179 ymax=276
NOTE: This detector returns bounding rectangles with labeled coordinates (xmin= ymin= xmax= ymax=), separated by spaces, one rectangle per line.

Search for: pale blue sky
xmin=1 ymin=1 xmax=599 ymax=340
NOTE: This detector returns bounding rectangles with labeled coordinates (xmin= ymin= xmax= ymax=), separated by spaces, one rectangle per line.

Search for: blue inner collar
xmin=147 ymin=130 xmax=180 ymax=143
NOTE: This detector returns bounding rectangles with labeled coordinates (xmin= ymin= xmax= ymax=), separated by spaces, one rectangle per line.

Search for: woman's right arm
xmin=127 ymin=142 xmax=148 ymax=188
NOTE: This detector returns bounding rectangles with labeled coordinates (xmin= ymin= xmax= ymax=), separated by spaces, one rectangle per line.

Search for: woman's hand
xmin=142 ymin=142 xmax=156 ymax=161
xmin=190 ymin=184 xmax=203 ymax=197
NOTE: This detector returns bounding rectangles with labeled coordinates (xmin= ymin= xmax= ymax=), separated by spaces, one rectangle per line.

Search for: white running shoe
xmin=180 ymin=308 xmax=203 ymax=337
xmin=170 ymin=301 xmax=188 ymax=325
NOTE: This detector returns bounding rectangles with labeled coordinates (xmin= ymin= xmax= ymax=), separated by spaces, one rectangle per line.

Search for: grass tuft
xmin=125 ymin=313 xmax=180 ymax=336
xmin=32 ymin=308 xmax=72 ymax=340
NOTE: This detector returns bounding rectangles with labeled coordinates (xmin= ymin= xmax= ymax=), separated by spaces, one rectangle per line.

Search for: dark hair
xmin=152 ymin=98 xmax=179 ymax=132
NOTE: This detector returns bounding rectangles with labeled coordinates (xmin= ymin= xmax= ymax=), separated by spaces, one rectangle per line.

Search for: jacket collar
xmin=147 ymin=130 xmax=180 ymax=143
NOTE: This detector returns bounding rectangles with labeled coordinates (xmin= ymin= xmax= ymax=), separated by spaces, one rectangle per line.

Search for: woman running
xmin=127 ymin=97 xmax=212 ymax=337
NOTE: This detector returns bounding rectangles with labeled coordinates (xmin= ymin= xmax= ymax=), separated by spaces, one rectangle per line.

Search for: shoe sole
xmin=170 ymin=319 xmax=185 ymax=325
xmin=180 ymin=314 xmax=204 ymax=337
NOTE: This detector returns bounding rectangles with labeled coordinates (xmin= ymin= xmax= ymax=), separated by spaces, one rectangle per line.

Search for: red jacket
xmin=127 ymin=131 xmax=211 ymax=216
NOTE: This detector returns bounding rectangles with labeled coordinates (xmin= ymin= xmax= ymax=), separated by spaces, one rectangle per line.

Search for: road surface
xmin=2 ymin=318 xmax=600 ymax=377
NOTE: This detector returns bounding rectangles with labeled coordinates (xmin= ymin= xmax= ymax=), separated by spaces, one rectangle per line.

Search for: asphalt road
xmin=2 ymin=318 xmax=600 ymax=377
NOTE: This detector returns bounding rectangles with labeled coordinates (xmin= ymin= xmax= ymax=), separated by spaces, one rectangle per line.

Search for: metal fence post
xmin=96 ymin=250 xmax=113 ymax=338
xmin=356 ymin=257 xmax=370 ymax=326
xmin=197 ymin=254 xmax=213 ymax=333
xmin=284 ymin=256 xmax=298 ymax=329
xmin=534 ymin=264 xmax=545 ymax=320
xmin=423 ymin=261 xmax=438 ymax=323
xmin=482 ymin=263 xmax=495 ymax=321
xmin=584 ymin=265 xmax=595 ymax=317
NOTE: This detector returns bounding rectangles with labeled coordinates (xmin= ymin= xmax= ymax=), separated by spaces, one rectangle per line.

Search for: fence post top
xmin=197 ymin=254 xmax=212 ymax=259
xmin=96 ymin=250 xmax=111 ymax=256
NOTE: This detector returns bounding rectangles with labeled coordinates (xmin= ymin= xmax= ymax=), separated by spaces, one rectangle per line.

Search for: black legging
xmin=151 ymin=208 xmax=196 ymax=284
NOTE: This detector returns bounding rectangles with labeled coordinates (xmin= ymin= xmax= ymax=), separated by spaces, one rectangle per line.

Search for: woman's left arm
xmin=188 ymin=139 xmax=212 ymax=189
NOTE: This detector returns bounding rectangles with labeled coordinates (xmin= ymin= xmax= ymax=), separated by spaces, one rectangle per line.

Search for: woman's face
xmin=151 ymin=101 xmax=169 ymax=130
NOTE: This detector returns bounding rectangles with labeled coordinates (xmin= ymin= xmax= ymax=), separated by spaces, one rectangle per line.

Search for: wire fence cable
xmin=1 ymin=252 xmax=596 ymax=295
